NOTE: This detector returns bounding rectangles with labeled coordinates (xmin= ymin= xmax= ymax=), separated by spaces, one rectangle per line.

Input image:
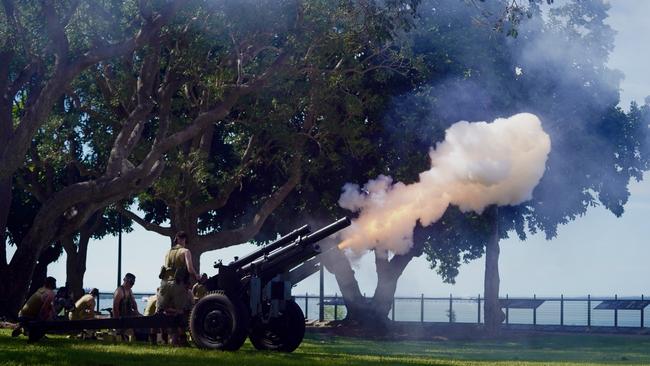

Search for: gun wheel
xmin=249 ymin=300 xmax=305 ymax=352
xmin=190 ymin=291 xmax=249 ymax=350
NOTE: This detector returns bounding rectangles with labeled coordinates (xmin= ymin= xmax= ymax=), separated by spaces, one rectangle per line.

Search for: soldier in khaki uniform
xmin=157 ymin=231 xmax=199 ymax=345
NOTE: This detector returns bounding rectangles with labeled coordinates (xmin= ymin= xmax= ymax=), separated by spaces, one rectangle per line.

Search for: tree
xmin=256 ymin=0 xmax=650 ymax=330
xmin=122 ymin=0 xmax=422 ymax=270
xmin=392 ymin=0 xmax=650 ymax=331
xmin=0 ymin=0 xmax=300 ymax=318
xmin=0 ymin=0 xmax=185 ymax=262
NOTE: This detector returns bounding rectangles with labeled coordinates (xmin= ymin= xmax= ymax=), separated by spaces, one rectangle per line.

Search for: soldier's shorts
xmin=157 ymin=280 xmax=191 ymax=313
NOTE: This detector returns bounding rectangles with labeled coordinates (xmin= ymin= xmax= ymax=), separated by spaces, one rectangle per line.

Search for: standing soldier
xmin=157 ymin=231 xmax=199 ymax=345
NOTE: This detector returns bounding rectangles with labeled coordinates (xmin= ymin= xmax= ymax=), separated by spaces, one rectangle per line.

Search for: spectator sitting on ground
xmin=191 ymin=274 xmax=208 ymax=303
xmin=53 ymin=286 xmax=75 ymax=318
xmin=69 ymin=288 xmax=99 ymax=321
xmin=12 ymin=277 xmax=57 ymax=337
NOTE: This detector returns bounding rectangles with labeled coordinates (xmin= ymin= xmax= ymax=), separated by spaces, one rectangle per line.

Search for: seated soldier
xmin=113 ymin=273 xmax=141 ymax=341
xmin=191 ymin=274 xmax=208 ymax=303
xmin=69 ymin=288 xmax=99 ymax=321
xmin=12 ymin=277 xmax=56 ymax=337
xmin=113 ymin=273 xmax=140 ymax=318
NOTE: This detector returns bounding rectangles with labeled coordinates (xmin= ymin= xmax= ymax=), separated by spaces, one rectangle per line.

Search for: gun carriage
xmin=20 ymin=217 xmax=351 ymax=352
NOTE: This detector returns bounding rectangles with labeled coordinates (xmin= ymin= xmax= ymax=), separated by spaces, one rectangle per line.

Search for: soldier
xmin=157 ymin=231 xmax=199 ymax=345
xmin=12 ymin=277 xmax=57 ymax=337
xmin=113 ymin=273 xmax=140 ymax=318
xmin=69 ymin=288 xmax=99 ymax=321
xmin=143 ymin=289 xmax=161 ymax=345
xmin=112 ymin=273 xmax=140 ymax=341
xmin=191 ymin=273 xmax=208 ymax=303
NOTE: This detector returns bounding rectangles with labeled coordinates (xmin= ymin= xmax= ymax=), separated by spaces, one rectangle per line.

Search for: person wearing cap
xmin=157 ymin=232 xmax=200 ymax=314
xmin=157 ymin=231 xmax=200 ymax=345
xmin=69 ymin=288 xmax=99 ymax=321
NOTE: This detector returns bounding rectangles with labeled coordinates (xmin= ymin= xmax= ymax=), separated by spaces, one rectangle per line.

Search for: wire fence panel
xmin=96 ymin=292 xmax=649 ymax=329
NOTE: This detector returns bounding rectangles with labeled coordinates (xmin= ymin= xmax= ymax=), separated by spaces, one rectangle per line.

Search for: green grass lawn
xmin=1 ymin=329 xmax=649 ymax=365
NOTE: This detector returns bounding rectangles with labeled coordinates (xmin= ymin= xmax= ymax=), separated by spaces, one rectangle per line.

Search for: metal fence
xmin=293 ymin=294 xmax=650 ymax=328
xmin=96 ymin=292 xmax=650 ymax=329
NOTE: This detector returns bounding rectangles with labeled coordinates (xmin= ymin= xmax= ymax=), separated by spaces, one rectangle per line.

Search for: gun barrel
xmin=301 ymin=217 xmax=351 ymax=245
xmin=243 ymin=217 xmax=351 ymax=277
xmin=227 ymin=224 xmax=311 ymax=269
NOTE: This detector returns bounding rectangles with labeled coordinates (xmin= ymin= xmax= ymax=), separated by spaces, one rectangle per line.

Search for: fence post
xmin=505 ymin=294 xmax=509 ymax=325
xmin=560 ymin=295 xmax=564 ymax=326
xmin=478 ymin=294 xmax=481 ymax=324
xmin=334 ymin=293 xmax=338 ymax=321
xmin=392 ymin=296 xmax=396 ymax=322
xmin=642 ymin=294 xmax=645 ymax=328
xmin=420 ymin=294 xmax=424 ymax=323
xmin=614 ymin=294 xmax=618 ymax=328
xmin=305 ymin=292 xmax=309 ymax=320
xmin=533 ymin=294 xmax=537 ymax=326
xmin=319 ymin=265 xmax=324 ymax=322
xmin=449 ymin=294 xmax=453 ymax=323
xmin=587 ymin=295 xmax=591 ymax=328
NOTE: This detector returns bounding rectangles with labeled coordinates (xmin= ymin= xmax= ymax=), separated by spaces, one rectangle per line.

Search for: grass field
xmin=1 ymin=329 xmax=650 ymax=365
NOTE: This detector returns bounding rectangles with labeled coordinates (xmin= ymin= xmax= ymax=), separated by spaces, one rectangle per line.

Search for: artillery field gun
xmin=21 ymin=217 xmax=351 ymax=352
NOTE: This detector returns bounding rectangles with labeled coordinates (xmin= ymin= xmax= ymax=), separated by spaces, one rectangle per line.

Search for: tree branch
xmin=117 ymin=207 xmax=173 ymax=237
xmin=105 ymin=41 xmax=161 ymax=176
xmin=42 ymin=1 xmax=71 ymax=66
xmin=193 ymin=134 xmax=258 ymax=216
xmin=196 ymin=152 xmax=302 ymax=251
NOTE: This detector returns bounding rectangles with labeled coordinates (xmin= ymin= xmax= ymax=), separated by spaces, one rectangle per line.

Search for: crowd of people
xmin=12 ymin=231 xmax=209 ymax=346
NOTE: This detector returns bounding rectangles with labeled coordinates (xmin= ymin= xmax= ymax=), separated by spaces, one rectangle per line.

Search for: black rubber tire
xmin=249 ymin=300 xmax=305 ymax=352
xmin=189 ymin=292 xmax=250 ymax=350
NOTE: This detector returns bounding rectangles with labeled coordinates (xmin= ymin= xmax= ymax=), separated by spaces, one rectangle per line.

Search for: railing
xmin=96 ymin=292 xmax=650 ymax=328
xmin=293 ymin=294 xmax=650 ymax=328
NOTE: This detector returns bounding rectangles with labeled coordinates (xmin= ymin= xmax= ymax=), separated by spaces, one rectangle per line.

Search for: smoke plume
xmin=338 ymin=113 xmax=551 ymax=254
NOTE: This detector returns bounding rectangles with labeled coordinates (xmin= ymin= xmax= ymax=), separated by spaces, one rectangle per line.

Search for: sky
xmin=36 ymin=0 xmax=650 ymax=298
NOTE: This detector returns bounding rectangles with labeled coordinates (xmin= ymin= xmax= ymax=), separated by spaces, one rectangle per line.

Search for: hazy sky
xmin=38 ymin=0 xmax=650 ymax=297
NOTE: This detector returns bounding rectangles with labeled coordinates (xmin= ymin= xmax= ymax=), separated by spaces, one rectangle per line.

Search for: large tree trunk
xmin=371 ymin=253 xmax=407 ymax=320
xmin=63 ymin=214 xmax=102 ymax=300
xmin=321 ymin=241 xmax=421 ymax=326
xmin=0 ymin=176 xmax=10 ymax=267
xmin=320 ymin=245 xmax=369 ymax=322
xmin=484 ymin=206 xmax=504 ymax=333
xmin=28 ymin=242 xmax=63 ymax=296
xmin=65 ymin=251 xmax=85 ymax=301
xmin=0 ymin=245 xmax=46 ymax=320
xmin=191 ymin=249 xmax=203 ymax=276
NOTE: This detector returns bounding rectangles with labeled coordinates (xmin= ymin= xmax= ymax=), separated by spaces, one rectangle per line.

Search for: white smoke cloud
xmin=338 ymin=113 xmax=551 ymax=254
